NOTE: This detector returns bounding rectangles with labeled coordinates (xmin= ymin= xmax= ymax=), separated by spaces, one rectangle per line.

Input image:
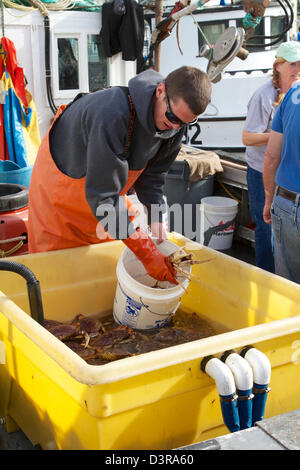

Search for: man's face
xmin=153 ymin=83 xmax=198 ymax=131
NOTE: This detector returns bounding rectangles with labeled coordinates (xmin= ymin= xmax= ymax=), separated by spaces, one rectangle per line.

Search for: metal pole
xmin=154 ymin=0 xmax=163 ymax=72
xmin=0 ymin=0 xmax=5 ymax=38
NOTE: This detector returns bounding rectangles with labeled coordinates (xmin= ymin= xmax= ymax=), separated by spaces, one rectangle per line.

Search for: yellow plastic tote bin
xmin=0 ymin=235 xmax=299 ymax=450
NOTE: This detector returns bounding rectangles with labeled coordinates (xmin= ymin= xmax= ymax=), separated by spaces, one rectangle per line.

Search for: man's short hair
xmin=165 ymin=66 xmax=212 ymax=115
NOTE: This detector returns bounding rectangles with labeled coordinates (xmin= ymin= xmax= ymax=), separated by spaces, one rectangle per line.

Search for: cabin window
xmin=58 ymin=38 xmax=79 ymax=90
xmin=270 ymin=16 xmax=288 ymax=45
xmin=54 ymin=33 xmax=109 ymax=99
xmin=197 ymin=20 xmax=229 ymax=53
xmin=88 ymin=34 xmax=108 ymax=91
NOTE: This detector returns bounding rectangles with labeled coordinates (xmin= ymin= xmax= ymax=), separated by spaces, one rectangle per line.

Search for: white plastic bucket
xmin=200 ymin=196 xmax=239 ymax=250
xmin=113 ymin=240 xmax=190 ymax=330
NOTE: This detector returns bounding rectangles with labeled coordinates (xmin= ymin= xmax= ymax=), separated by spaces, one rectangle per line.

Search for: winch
xmin=144 ymin=0 xmax=273 ymax=81
xmin=200 ymin=26 xmax=249 ymax=83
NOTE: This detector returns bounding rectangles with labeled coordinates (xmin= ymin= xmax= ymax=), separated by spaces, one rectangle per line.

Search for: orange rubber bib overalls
xmin=28 ymin=98 xmax=143 ymax=253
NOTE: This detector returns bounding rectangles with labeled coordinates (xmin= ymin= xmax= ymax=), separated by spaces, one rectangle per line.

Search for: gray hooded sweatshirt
xmin=50 ymin=70 xmax=184 ymax=238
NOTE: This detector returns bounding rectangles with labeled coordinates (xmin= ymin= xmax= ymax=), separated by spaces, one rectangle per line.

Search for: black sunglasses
xmin=165 ymin=90 xmax=198 ymax=127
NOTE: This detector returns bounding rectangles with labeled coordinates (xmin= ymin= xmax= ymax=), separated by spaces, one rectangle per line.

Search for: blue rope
xmin=243 ymin=12 xmax=262 ymax=30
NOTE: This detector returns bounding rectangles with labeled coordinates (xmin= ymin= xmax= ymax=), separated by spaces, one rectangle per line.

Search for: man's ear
xmin=156 ymin=82 xmax=166 ymax=98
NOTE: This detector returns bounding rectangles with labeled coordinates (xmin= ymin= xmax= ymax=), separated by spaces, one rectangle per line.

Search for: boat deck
xmin=180 ymin=409 xmax=300 ymax=450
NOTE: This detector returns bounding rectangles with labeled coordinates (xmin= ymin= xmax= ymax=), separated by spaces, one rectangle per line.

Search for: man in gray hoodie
xmin=28 ymin=66 xmax=211 ymax=283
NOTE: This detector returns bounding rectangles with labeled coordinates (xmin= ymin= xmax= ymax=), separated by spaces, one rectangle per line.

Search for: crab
xmin=44 ymin=281 xmax=218 ymax=365
xmin=44 ymin=319 xmax=80 ymax=341
xmin=89 ymin=324 xmax=134 ymax=350
xmin=168 ymin=248 xmax=214 ymax=285
xmin=71 ymin=313 xmax=105 ymax=335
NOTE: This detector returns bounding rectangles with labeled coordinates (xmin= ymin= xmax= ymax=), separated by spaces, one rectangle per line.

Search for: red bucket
xmin=0 ymin=183 xmax=29 ymax=257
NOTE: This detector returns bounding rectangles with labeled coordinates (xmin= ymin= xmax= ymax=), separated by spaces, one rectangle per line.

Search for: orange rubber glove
xmin=123 ymin=228 xmax=178 ymax=284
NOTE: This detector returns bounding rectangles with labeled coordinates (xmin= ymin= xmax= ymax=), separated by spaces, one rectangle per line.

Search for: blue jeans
xmin=271 ymin=191 xmax=300 ymax=283
xmin=247 ymin=165 xmax=275 ymax=273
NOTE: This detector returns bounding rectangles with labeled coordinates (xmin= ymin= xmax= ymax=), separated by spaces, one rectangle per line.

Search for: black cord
xmin=249 ymin=0 xmax=290 ymax=39
xmin=44 ymin=16 xmax=58 ymax=115
xmin=246 ymin=0 xmax=293 ymax=48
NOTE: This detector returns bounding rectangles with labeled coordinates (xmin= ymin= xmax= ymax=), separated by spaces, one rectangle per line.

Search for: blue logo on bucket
xmin=124 ymin=296 xmax=142 ymax=327
xmin=125 ymin=296 xmax=142 ymax=318
xmin=117 ymin=282 xmax=143 ymax=327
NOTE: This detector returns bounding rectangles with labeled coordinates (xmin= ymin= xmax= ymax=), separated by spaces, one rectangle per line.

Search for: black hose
xmin=246 ymin=0 xmax=294 ymax=48
xmin=44 ymin=16 xmax=57 ymax=115
xmin=0 ymin=260 xmax=45 ymax=326
xmin=248 ymin=0 xmax=290 ymax=39
xmin=246 ymin=33 xmax=285 ymax=48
